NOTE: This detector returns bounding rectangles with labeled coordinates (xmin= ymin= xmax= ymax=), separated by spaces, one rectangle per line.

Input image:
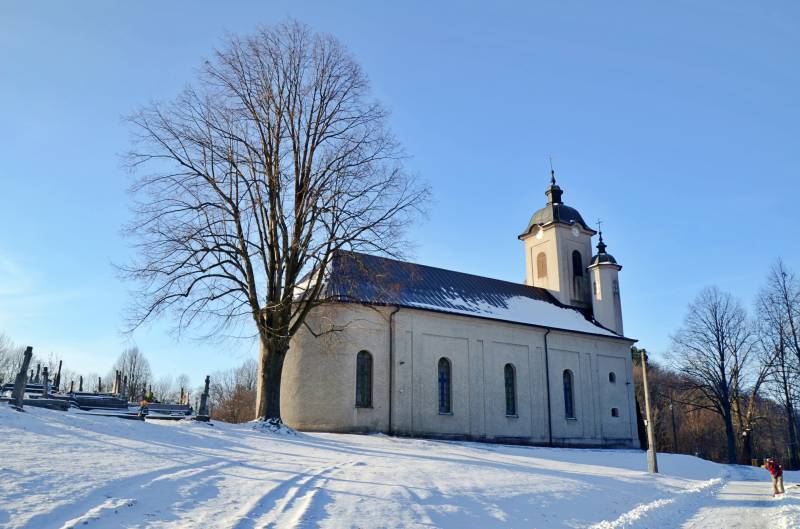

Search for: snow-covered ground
xmin=2 ymin=406 xmax=799 ymax=528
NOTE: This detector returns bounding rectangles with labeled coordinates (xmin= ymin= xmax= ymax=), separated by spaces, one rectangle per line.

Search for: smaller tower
xmin=588 ymin=231 xmax=623 ymax=335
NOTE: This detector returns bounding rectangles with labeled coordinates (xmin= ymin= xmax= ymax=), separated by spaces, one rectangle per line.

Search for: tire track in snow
xmin=587 ymin=476 xmax=725 ymax=529
xmin=22 ymin=459 xmax=231 ymax=529
xmin=229 ymin=461 xmax=353 ymax=529
xmin=681 ymin=470 xmax=800 ymax=529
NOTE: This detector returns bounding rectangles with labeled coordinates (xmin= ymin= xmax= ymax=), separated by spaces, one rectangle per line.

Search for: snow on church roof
xmin=324 ymin=251 xmax=627 ymax=339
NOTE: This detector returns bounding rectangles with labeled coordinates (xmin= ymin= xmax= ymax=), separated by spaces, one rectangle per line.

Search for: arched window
xmin=572 ymin=250 xmax=583 ymax=277
xmin=536 ymin=252 xmax=547 ymax=278
xmin=438 ymin=357 xmax=452 ymax=414
xmin=608 ymin=372 xmax=616 ymax=383
xmin=563 ymin=369 xmax=575 ymax=419
xmin=504 ymin=363 xmax=517 ymax=416
xmin=355 ymin=351 xmax=372 ymax=408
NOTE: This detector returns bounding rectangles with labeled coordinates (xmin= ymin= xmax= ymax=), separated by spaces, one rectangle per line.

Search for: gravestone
xmin=10 ymin=347 xmax=34 ymax=410
xmin=54 ymin=360 xmax=62 ymax=390
xmin=42 ymin=367 xmax=49 ymax=398
xmin=195 ymin=376 xmax=211 ymax=422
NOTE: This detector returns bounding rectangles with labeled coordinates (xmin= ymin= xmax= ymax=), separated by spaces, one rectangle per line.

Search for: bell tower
xmin=518 ymin=171 xmax=595 ymax=309
xmin=588 ymin=230 xmax=624 ymax=334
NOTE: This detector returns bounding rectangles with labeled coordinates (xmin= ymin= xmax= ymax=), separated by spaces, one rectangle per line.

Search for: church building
xmin=282 ymin=174 xmax=640 ymax=448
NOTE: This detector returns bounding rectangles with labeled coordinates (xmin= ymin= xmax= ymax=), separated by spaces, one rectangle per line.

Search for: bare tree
xmin=758 ymin=259 xmax=800 ymax=467
xmin=0 ymin=332 xmax=21 ymax=385
xmin=112 ymin=347 xmax=152 ymax=399
xmin=174 ymin=373 xmax=191 ymax=403
xmin=151 ymin=374 xmax=174 ymax=402
xmin=122 ymin=21 xmax=428 ymax=422
xmin=731 ymin=345 xmax=774 ymax=464
xmin=767 ymin=260 xmax=800 ymax=365
xmin=85 ymin=372 xmax=101 ymax=392
xmin=209 ymin=358 xmax=259 ymax=423
xmin=670 ymin=287 xmax=754 ymax=464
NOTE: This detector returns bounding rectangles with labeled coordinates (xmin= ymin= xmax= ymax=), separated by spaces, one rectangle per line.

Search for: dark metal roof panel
xmin=521 ymin=204 xmax=595 ymax=237
xmin=325 ymin=251 xmax=622 ymax=338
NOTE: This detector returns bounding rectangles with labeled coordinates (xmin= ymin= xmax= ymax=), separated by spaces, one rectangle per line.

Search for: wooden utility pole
xmin=641 ymin=349 xmax=659 ymax=473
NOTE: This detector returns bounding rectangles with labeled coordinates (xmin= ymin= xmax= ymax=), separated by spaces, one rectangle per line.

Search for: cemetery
xmin=1 ymin=346 xmax=210 ymax=422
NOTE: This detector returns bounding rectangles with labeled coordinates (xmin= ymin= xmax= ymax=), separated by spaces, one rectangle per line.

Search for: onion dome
xmin=519 ymin=170 xmax=595 ymax=239
xmin=590 ymin=231 xmax=620 ymax=267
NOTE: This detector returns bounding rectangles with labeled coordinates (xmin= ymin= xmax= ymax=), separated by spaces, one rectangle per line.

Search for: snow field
xmin=1 ymin=405 xmax=799 ymax=528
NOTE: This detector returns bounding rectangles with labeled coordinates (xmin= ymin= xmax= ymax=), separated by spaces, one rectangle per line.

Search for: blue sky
xmin=1 ymin=1 xmax=798 ymax=385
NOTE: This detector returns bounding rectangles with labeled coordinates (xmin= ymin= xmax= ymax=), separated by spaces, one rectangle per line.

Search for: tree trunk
xmin=787 ymin=401 xmax=800 ymax=469
xmin=723 ymin=408 xmax=738 ymax=465
xmin=741 ymin=430 xmax=753 ymax=465
xmin=255 ymin=336 xmax=289 ymax=422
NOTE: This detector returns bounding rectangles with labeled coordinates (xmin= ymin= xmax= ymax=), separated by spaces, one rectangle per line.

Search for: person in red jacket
xmin=763 ymin=458 xmax=785 ymax=496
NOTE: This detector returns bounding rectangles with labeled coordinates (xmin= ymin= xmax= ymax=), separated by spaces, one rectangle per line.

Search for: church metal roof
xmin=323 ymin=251 xmax=625 ymax=339
xmin=589 ymin=232 xmax=621 ymax=268
xmin=518 ymin=173 xmax=596 ymax=238
xmin=520 ymin=203 xmax=594 ymax=237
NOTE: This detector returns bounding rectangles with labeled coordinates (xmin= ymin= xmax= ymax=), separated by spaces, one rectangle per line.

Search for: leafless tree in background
xmin=151 ymin=374 xmax=174 ymax=402
xmin=209 ymin=358 xmax=259 ymax=423
xmin=112 ymin=347 xmax=152 ymax=399
xmin=174 ymin=373 xmax=191 ymax=403
xmin=670 ymin=286 xmax=754 ymax=464
xmin=122 ymin=21 xmax=428 ymax=422
xmin=731 ymin=344 xmax=773 ymax=464
xmin=0 ymin=332 xmax=21 ymax=385
xmin=0 ymin=337 xmax=68 ymax=389
xmin=758 ymin=260 xmax=800 ymax=467
xmin=86 ymin=372 xmax=101 ymax=392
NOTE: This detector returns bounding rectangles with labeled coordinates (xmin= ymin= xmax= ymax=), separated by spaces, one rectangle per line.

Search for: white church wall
xmin=547 ymin=346 xmax=584 ymax=440
xmin=283 ymin=302 xmax=638 ymax=448
xmin=419 ymin=333 xmax=471 ymax=434
xmin=483 ymin=341 xmax=533 ymax=439
xmin=395 ymin=308 xmax=636 ymax=446
xmin=282 ymin=303 xmax=391 ymax=433
xmin=546 ymin=330 xmax=636 ymax=445
xmin=596 ymin=354 xmax=633 ymax=440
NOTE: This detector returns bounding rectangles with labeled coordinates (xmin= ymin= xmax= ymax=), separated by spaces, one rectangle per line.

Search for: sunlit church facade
xmin=281 ymin=174 xmax=639 ymax=448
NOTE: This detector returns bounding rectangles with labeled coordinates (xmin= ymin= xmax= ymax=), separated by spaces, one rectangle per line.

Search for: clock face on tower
xmin=571 ymin=225 xmax=580 ymax=237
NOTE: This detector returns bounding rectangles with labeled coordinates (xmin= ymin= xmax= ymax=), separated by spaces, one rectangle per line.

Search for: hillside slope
xmin=1 ymin=406 xmax=798 ymax=528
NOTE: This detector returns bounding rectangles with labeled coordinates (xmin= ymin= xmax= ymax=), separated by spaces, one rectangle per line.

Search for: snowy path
xmin=3 ymin=406 xmax=800 ymax=528
xmin=681 ymin=467 xmax=800 ymax=529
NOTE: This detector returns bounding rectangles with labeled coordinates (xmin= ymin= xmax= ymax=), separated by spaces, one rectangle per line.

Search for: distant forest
xmin=633 ymin=259 xmax=800 ymax=467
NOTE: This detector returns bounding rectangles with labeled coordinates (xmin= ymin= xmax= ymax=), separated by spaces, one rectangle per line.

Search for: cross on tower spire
xmin=544 ymin=158 xmax=563 ymax=205
xmin=595 ymin=219 xmax=607 ymax=254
